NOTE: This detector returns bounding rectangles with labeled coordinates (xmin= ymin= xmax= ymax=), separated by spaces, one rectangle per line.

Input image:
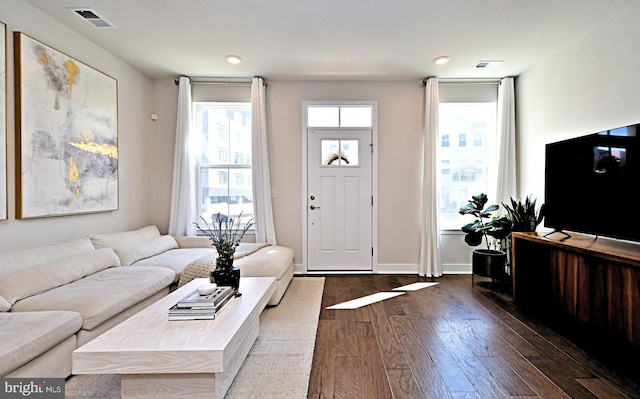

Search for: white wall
xmin=516 ymin=1 xmax=640 ymax=205
xmin=265 ymin=81 xmax=426 ymax=270
xmin=0 ymin=1 xmax=155 ymax=251
xmin=149 ymin=79 xmax=474 ymax=273
xmin=146 ymin=79 xmax=180 ymax=233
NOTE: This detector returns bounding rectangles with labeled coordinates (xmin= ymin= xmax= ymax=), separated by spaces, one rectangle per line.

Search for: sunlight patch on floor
xmin=327 ymin=281 xmax=438 ymax=309
xmin=326 ymin=292 xmax=405 ymax=309
xmin=392 ymin=282 xmax=439 ymax=291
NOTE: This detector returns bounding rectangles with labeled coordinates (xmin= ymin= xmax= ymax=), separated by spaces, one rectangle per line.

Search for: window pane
xmin=321 ymin=139 xmax=340 ymax=165
xmin=340 ymin=140 xmax=358 ymax=165
xmin=197 ymin=105 xmax=251 ymax=166
xmin=340 ymin=106 xmax=372 ymax=127
xmin=308 ymin=107 xmax=339 ymax=127
xmin=228 ymin=109 xmax=251 ymax=165
xmin=200 ymin=167 xmax=253 ymax=226
xmin=439 ymin=103 xmax=496 ymax=230
xmin=321 ymin=139 xmax=359 ymax=166
xmin=195 ymin=102 xmax=253 ymax=230
xmin=307 ymin=105 xmax=373 ymax=128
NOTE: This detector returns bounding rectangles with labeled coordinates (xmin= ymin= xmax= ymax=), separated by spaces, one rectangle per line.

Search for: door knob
xmin=310 ymin=205 xmax=320 ymax=210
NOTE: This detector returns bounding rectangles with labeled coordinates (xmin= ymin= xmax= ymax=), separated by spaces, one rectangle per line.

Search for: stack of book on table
xmin=168 ymin=286 xmax=234 ymax=321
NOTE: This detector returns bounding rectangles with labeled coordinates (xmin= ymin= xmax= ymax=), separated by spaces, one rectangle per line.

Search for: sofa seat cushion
xmin=234 ymin=246 xmax=295 ymax=280
xmin=175 ymin=245 xmax=294 ymax=291
xmin=11 ymin=266 xmax=175 ymax=331
xmin=132 ymin=247 xmax=216 ymax=280
xmin=0 ymin=311 xmax=82 ymax=376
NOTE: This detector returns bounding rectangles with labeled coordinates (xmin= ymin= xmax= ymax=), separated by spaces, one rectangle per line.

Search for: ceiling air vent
xmin=475 ymin=60 xmax=504 ymax=69
xmin=69 ymin=8 xmax=116 ymax=28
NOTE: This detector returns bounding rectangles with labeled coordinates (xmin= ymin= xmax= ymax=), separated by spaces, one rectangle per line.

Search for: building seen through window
xmin=194 ymin=103 xmax=253 ymax=227
xmin=439 ymin=103 xmax=496 ymax=230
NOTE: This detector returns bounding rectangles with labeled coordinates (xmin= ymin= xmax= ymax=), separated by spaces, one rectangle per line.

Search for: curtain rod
xmin=439 ymin=81 xmax=500 ymax=85
xmin=174 ymin=76 xmax=260 ymax=86
xmin=423 ymin=77 xmax=506 ymax=86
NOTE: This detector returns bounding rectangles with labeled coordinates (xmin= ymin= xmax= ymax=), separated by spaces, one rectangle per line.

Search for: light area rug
xmin=225 ymin=276 xmax=324 ymax=398
xmin=64 ymin=277 xmax=324 ymax=399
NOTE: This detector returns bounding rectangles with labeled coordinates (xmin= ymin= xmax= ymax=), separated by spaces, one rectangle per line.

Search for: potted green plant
xmin=497 ymin=195 xmax=546 ymax=277
xmin=194 ymin=212 xmax=254 ymax=293
xmin=459 ymin=193 xmax=512 ymax=280
xmin=503 ymin=195 xmax=545 ymax=233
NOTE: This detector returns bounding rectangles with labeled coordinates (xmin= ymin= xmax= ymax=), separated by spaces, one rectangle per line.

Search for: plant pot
xmin=210 ymin=256 xmax=241 ymax=291
xmin=472 ymin=249 xmax=507 ymax=279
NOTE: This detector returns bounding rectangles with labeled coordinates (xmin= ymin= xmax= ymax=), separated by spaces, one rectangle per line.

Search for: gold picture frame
xmin=0 ymin=21 xmax=7 ymax=220
xmin=14 ymin=32 xmax=118 ymax=219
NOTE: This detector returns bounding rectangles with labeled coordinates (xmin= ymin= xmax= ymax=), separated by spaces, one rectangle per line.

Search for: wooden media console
xmin=511 ymin=231 xmax=640 ymax=351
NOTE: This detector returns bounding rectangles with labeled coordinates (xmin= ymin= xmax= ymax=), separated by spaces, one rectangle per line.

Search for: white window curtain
xmin=419 ymin=77 xmax=442 ymax=277
xmin=495 ymin=77 xmax=517 ymax=205
xmin=251 ymin=77 xmax=277 ymax=245
xmin=168 ymin=76 xmax=197 ymax=236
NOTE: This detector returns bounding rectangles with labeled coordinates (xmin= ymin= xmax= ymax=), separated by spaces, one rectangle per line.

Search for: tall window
xmin=439 ymin=103 xmax=497 ymax=230
xmin=193 ymin=103 xmax=253 ymax=226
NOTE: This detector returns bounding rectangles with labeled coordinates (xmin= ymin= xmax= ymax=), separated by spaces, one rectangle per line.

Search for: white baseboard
xmin=443 ymin=263 xmax=472 ymax=274
xmin=295 ymin=263 xmax=472 ymax=275
xmin=377 ymin=263 xmax=473 ymax=274
xmin=377 ymin=264 xmax=419 ymax=274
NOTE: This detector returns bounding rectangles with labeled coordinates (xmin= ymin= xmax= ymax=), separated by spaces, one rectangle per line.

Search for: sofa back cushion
xmin=0 ymin=296 xmax=10 ymax=313
xmin=0 ymin=248 xmax=120 ymax=309
xmin=114 ymin=235 xmax=179 ymax=266
xmin=90 ymin=225 xmax=161 ymax=248
xmin=0 ymin=237 xmax=98 ymax=312
xmin=89 ymin=225 xmax=179 ymax=266
xmin=0 ymin=237 xmax=95 ymax=274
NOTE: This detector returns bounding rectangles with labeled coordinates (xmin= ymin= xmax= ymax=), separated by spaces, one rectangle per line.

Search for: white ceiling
xmin=24 ymin=0 xmax=637 ymax=81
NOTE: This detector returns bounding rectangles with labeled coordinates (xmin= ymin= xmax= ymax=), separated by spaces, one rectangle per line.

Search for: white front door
xmin=307 ymin=129 xmax=373 ymax=271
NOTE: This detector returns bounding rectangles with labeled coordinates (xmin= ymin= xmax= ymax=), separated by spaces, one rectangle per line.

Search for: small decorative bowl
xmin=196 ymin=283 xmax=217 ymax=296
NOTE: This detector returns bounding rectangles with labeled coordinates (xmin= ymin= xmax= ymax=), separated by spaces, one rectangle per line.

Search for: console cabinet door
xmin=512 ymin=232 xmax=640 ymax=350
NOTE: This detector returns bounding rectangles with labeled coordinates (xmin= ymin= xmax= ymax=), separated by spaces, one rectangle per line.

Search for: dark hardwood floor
xmin=308 ymin=274 xmax=640 ymax=399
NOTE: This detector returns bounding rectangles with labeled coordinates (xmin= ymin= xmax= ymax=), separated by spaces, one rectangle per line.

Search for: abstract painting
xmin=0 ymin=22 xmax=6 ymax=220
xmin=14 ymin=33 xmax=118 ymax=218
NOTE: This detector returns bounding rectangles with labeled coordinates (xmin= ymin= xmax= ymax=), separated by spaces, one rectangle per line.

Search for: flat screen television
xmin=544 ymin=124 xmax=640 ymax=242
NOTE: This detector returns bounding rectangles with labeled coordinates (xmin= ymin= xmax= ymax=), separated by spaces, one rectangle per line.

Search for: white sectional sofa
xmin=0 ymin=225 xmax=294 ymax=378
xmin=89 ymin=225 xmax=295 ymax=305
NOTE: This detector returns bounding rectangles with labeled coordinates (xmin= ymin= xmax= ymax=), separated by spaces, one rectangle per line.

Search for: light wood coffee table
xmin=73 ymin=277 xmax=276 ymax=399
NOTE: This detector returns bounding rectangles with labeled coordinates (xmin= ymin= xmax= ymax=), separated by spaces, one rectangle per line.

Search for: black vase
xmin=210 ymin=256 xmax=240 ymax=291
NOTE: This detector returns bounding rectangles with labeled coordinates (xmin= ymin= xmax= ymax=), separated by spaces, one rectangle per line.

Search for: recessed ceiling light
xmin=433 ymin=56 xmax=450 ymax=65
xmin=226 ymin=55 xmax=242 ymax=64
